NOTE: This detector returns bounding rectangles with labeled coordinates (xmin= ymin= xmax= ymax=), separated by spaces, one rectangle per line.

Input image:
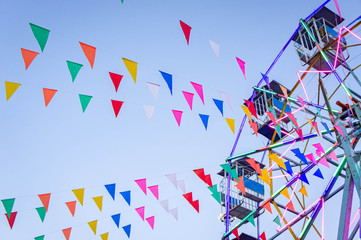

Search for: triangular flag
xmin=135 ymin=179 xmax=147 ymax=195
xmin=235 ymin=176 xmax=246 ymax=195
xmin=220 ymin=164 xmax=238 ymax=180
xmin=260 ymin=232 xmax=266 ymax=240
xmin=29 ymin=23 xmax=50 ymax=52
xmin=120 ymin=191 xmax=131 ymax=206
xmin=280 ymin=188 xmax=290 ymax=199
xmin=100 ymin=232 xmax=109 ymax=240
xmin=65 ymin=201 xmax=76 ymax=217
xmin=36 ymin=207 xmax=46 ymax=222
xmin=286 ymin=200 xmax=295 ymax=212
xmin=273 ymin=216 xmax=281 ymax=226
xmin=319 ymin=157 xmax=330 ymax=168
xmin=321 ymin=122 xmax=332 ymax=137
xmin=2 ymin=198 xmax=15 ymax=218
xmin=122 ymin=224 xmax=131 ymax=238
xmin=183 ymin=192 xmax=193 ymax=203
xmin=209 ymin=40 xmax=220 ymax=57
xmin=179 ymin=20 xmax=191 ymax=45
xmin=286 ymin=113 xmax=299 ymax=129
xmin=259 ymin=169 xmax=270 ymax=186
xmin=177 ymin=180 xmax=186 ymax=193
xmin=170 ymin=208 xmax=178 ymax=221
xmin=135 ymin=206 xmax=145 ymax=220
xmin=38 ymin=193 xmax=51 ymax=211
xmin=111 ymin=100 xmax=124 ymax=117
xmin=203 ymin=175 xmax=213 ymax=188
xmin=172 ymin=110 xmax=183 ymax=127
xmin=199 ymin=114 xmax=209 ymax=130
xmin=62 ymin=227 xmax=72 ymax=240
xmin=146 ymin=82 xmax=160 ymax=100
xmin=208 ymin=185 xmax=221 ymax=204
xmin=305 ymin=153 xmax=317 ymax=165
xmin=5 ymin=81 xmax=21 ymax=101
xmin=159 ymin=71 xmax=172 ymax=95
xmin=182 ymin=91 xmax=194 ymax=110
xmin=225 ymin=118 xmax=235 ymax=134
xmin=105 ymin=184 xmax=116 ymax=200
xmin=160 ymin=199 xmax=169 ymax=213
xmin=213 ymin=99 xmax=224 ymax=116
xmin=297 ymin=96 xmax=305 ymax=110
xmin=249 ymin=121 xmax=258 ymax=136
xmin=166 ymin=174 xmax=178 ymax=189
xmin=34 ymin=235 xmax=45 ymax=240
xmin=5 ymin=212 xmax=17 ymax=229
xmin=242 ymin=106 xmax=252 ymax=121
xmin=66 ymin=61 xmax=83 ymax=82
xmin=143 ymin=105 xmax=155 ymax=120
xmin=92 ymin=196 xmax=103 ymax=211
xmin=79 ymin=42 xmax=96 ymax=68
xmin=261 ymin=73 xmax=270 ymax=89
xmin=236 ymin=57 xmax=246 ymax=80
xmin=220 ymin=91 xmax=233 ymax=111
xmin=312 ymin=122 xmax=321 ymax=138
xmin=284 ymin=161 xmax=293 ymax=175
xmin=190 ymin=82 xmax=204 ymax=105
xmin=334 ymin=124 xmax=346 ymax=140
xmin=111 ymin=213 xmax=121 ymax=228
xmin=327 ymin=151 xmax=338 ymax=162
xmin=295 ymin=128 xmax=304 ymax=141
xmin=244 ymin=100 xmax=258 ymax=119
xmin=333 ymin=0 xmax=342 ymax=20
xmin=266 ymin=111 xmax=276 ymax=125
xmin=313 ymin=143 xmax=325 ymax=157
xmin=299 ymin=185 xmax=308 ymax=197
xmin=280 ymin=85 xmax=288 ymax=99
xmin=314 ymin=168 xmax=324 ymax=179
xmin=148 ymin=185 xmax=159 ymax=200
xmin=79 ymin=94 xmax=93 ymax=113
xmin=276 ymin=125 xmax=282 ymax=139
xmin=246 ymin=158 xmax=262 ymax=175
xmin=232 ymin=228 xmax=240 ymax=240
xmin=193 ymin=168 xmax=205 ymax=180
xmin=122 ymin=58 xmax=137 ymax=83
xmin=263 ymin=201 xmax=272 ymax=214
xmin=190 ymin=199 xmax=199 ymax=213
xmin=247 ymin=214 xmax=255 ymax=226
xmin=21 ymin=48 xmax=39 ymax=69
xmin=291 ymin=148 xmax=308 ymax=165
xmin=269 ymin=153 xmax=286 ymax=170
xmin=72 ymin=188 xmax=84 ymax=206
xmin=88 ymin=220 xmax=97 ymax=235
xmin=43 ymin=88 xmax=57 ymax=107
xmin=146 ymin=216 xmax=155 ymax=229
xmin=109 ymin=72 xmax=123 ymax=92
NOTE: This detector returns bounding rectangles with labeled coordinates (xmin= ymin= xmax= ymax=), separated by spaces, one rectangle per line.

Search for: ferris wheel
xmin=219 ymin=1 xmax=361 ymax=239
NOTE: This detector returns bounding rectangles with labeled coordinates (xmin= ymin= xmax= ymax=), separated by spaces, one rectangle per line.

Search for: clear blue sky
xmin=0 ymin=0 xmax=361 ymax=239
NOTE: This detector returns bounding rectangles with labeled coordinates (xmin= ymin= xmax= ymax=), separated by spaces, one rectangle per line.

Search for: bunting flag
xmin=79 ymin=94 xmax=93 ymax=113
xmin=193 ymin=168 xmax=213 ymax=188
xmin=314 ymin=168 xmax=324 ymax=179
xmin=220 ymin=163 xmax=238 ymax=180
xmin=146 ymin=82 xmax=160 ymax=100
xmin=286 ymin=113 xmax=299 ymax=129
xmin=65 ymin=201 xmax=76 ymax=217
xmin=160 ymin=199 xmax=169 ymax=213
xmin=112 ymin=213 xmax=121 ymax=228
xmin=208 ymin=185 xmax=221 ymax=204
xmin=104 ymin=184 xmax=116 ymax=200
xmin=220 ymin=91 xmax=233 ymax=112
xmin=100 ymin=232 xmax=109 ymax=240
xmin=148 ymin=185 xmax=159 ymax=200
xmin=263 ymin=201 xmax=272 ymax=214
xmin=261 ymin=73 xmax=270 ymax=89
xmin=291 ymin=148 xmax=308 ymax=165
xmin=213 ymin=99 xmax=224 ymax=116
xmin=183 ymin=192 xmax=199 ymax=212
xmin=111 ymin=100 xmax=124 ymax=118
xmin=34 ymin=235 xmax=45 ymax=240
xmin=36 ymin=207 xmax=46 ymax=222
xmin=334 ymin=124 xmax=346 ymax=140
xmin=120 ymin=190 xmax=131 ymax=206
xmin=38 ymin=193 xmax=51 ymax=212
xmin=245 ymin=158 xmax=262 ymax=175
xmin=306 ymin=118 xmax=313 ymax=129
xmin=299 ymin=173 xmax=309 ymax=184
xmin=232 ymin=228 xmax=240 ymax=240
xmin=242 ymin=106 xmax=252 ymax=121
xmin=312 ymin=122 xmax=321 ymax=138
xmin=179 ymin=20 xmax=191 ymax=45
xmin=109 ymin=72 xmax=123 ymax=92
xmin=143 ymin=105 xmax=155 ymax=120
xmin=191 ymin=82 xmax=204 ymax=105
xmin=29 ymin=23 xmax=50 ymax=52
xmin=135 ymin=206 xmax=145 ymax=220
xmin=269 ymin=153 xmax=286 ymax=170
xmin=276 ymin=125 xmax=282 ymax=139
xmin=172 ymin=110 xmax=183 ymax=127
xmin=280 ymin=85 xmax=288 ymax=99
xmin=5 ymin=212 xmax=17 ymax=229
xmin=266 ymin=111 xmax=276 ymax=125
xmin=235 ymin=176 xmax=246 ymax=195
xmin=146 ymin=216 xmax=155 ymax=229
xmin=313 ymin=143 xmax=325 ymax=157
xmin=244 ymin=100 xmax=258 ymax=119
xmin=79 ymin=42 xmax=96 ymax=68
xmin=280 ymin=188 xmax=290 ymax=199
xmin=260 ymin=232 xmax=266 ymax=240
xmin=295 ymin=128 xmax=304 ymax=141
xmin=259 ymin=168 xmax=270 ymax=186
xmin=92 ymin=196 xmax=103 ymax=211
xmin=199 ymin=114 xmax=209 ymax=130
xmin=284 ymin=161 xmax=293 ymax=175
xmin=66 ymin=61 xmax=83 ymax=82
xmin=122 ymin=224 xmax=131 ymax=238
xmin=298 ymin=96 xmax=306 ymax=110
xmin=5 ymin=81 xmax=21 ymax=101
xmin=21 ymin=48 xmax=39 ymax=69
xmin=299 ymin=185 xmax=308 ymax=197
xmin=88 ymin=220 xmax=98 ymax=235
xmin=2 ymin=198 xmax=15 ymax=218
xmin=177 ymin=180 xmax=186 ymax=193
xmin=328 ymin=150 xmax=338 ymax=162
xmin=319 ymin=157 xmax=330 ymax=168
xmin=122 ymin=58 xmax=137 ymax=83
xmin=286 ymin=200 xmax=295 ymax=212
xmin=72 ymin=188 xmax=84 ymax=206
xmin=225 ymin=118 xmax=235 ymax=134
xmin=166 ymin=174 xmax=178 ymax=189
xmin=170 ymin=208 xmax=178 ymax=221
xmin=182 ymin=91 xmax=194 ymax=110
xmin=247 ymin=214 xmax=255 ymax=226
xmin=236 ymin=57 xmax=246 ymax=80
xmin=43 ymin=88 xmax=57 ymax=107
xmin=62 ymin=227 xmax=72 ymax=240
xmin=273 ymin=216 xmax=281 ymax=226
xmin=159 ymin=71 xmax=173 ymax=95
xmin=135 ymin=179 xmax=147 ymax=195
xmin=249 ymin=121 xmax=258 ymax=136
xmin=209 ymin=40 xmax=219 ymax=57
xmin=305 ymin=153 xmax=317 ymax=165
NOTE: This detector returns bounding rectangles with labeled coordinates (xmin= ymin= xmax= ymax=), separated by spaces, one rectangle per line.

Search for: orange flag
xmin=66 ymin=201 xmax=76 ymax=217
xmin=38 ymin=193 xmax=51 ymax=212
xmin=43 ymin=88 xmax=57 ymax=107
xmin=79 ymin=42 xmax=96 ymax=68
xmin=62 ymin=228 xmax=72 ymax=240
xmin=21 ymin=48 xmax=39 ymax=69
xmin=235 ymin=176 xmax=246 ymax=195
xmin=263 ymin=201 xmax=272 ymax=214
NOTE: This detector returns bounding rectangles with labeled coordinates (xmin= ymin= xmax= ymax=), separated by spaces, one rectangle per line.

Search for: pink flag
xmin=148 ymin=185 xmax=159 ymax=200
xmin=305 ymin=153 xmax=317 ymax=165
xmin=334 ymin=124 xmax=346 ymax=140
xmin=179 ymin=20 xmax=191 ymax=45
xmin=146 ymin=216 xmax=155 ymax=229
xmin=172 ymin=110 xmax=183 ymax=127
xmin=182 ymin=91 xmax=194 ymax=110
xmin=297 ymin=96 xmax=306 ymax=110
xmin=312 ymin=143 xmax=325 ymax=157
xmin=190 ymin=82 xmax=204 ymax=105
xmin=328 ymin=151 xmax=338 ymax=162
xmin=312 ymin=122 xmax=321 ymax=137
xmin=333 ymin=0 xmax=342 ymax=20
xmin=236 ymin=57 xmax=246 ymax=80
xmin=135 ymin=179 xmax=147 ymax=195
xmin=295 ymin=128 xmax=304 ymax=142
xmin=135 ymin=206 xmax=145 ymax=221
xmin=319 ymin=157 xmax=330 ymax=168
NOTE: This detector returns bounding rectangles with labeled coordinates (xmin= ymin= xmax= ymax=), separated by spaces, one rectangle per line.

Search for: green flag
xmin=247 ymin=214 xmax=255 ymax=226
xmin=208 ymin=185 xmax=221 ymax=204
xmin=273 ymin=216 xmax=281 ymax=226
xmin=79 ymin=94 xmax=93 ymax=112
xmin=1 ymin=198 xmax=15 ymax=218
xmin=220 ymin=164 xmax=238 ymax=180
xmin=34 ymin=235 xmax=45 ymax=240
xmin=66 ymin=61 xmax=83 ymax=82
xmin=36 ymin=207 xmax=46 ymax=222
xmin=29 ymin=23 xmax=50 ymax=52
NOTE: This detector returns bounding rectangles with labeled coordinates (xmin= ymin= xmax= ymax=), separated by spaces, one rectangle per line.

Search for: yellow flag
xmin=280 ymin=188 xmax=290 ymax=199
xmin=299 ymin=185 xmax=308 ymax=197
xmin=88 ymin=220 xmax=97 ymax=235
xmin=241 ymin=106 xmax=252 ymax=122
xmin=122 ymin=58 xmax=137 ymax=83
xmin=100 ymin=232 xmax=109 ymax=240
xmin=306 ymin=118 xmax=313 ymax=129
xmin=280 ymin=85 xmax=288 ymax=99
xmin=269 ymin=153 xmax=286 ymax=171
xmin=5 ymin=81 xmax=21 ymax=101
xmin=225 ymin=118 xmax=235 ymax=134
xmin=92 ymin=196 xmax=103 ymax=211
xmin=72 ymin=188 xmax=84 ymax=206
xmin=258 ymin=168 xmax=270 ymax=186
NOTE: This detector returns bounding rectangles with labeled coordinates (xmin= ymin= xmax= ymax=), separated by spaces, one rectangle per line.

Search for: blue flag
xmin=321 ymin=122 xmax=332 ymax=137
xmin=120 ymin=190 xmax=131 ymax=206
xmin=159 ymin=71 xmax=173 ymax=95
xmin=313 ymin=168 xmax=324 ymax=179
xmin=284 ymin=161 xmax=293 ymax=175
xmin=212 ymin=99 xmax=223 ymax=116
xmin=122 ymin=224 xmax=131 ymax=238
xmin=299 ymin=173 xmax=309 ymax=184
xmin=291 ymin=148 xmax=308 ymax=165
xmin=199 ymin=114 xmax=209 ymax=130
xmin=105 ymin=183 xmax=116 ymax=200
xmin=112 ymin=213 xmax=121 ymax=228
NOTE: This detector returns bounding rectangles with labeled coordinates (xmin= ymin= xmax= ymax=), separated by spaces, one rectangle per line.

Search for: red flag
xmin=193 ymin=169 xmax=205 ymax=180
xmin=183 ymin=192 xmax=193 ymax=203
xmin=260 ymin=232 xmax=267 ymax=240
xmin=244 ymin=100 xmax=258 ymax=119
xmin=111 ymin=100 xmax=124 ymax=117
xmin=5 ymin=212 xmax=17 ymax=229
xmin=232 ymin=228 xmax=240 ymax=240
xmin=190 ymin=199 xmax=199 ymax=213
xmin=109 ymin=72 xmax=123 ymax=92
xmin=203 ymin=174 xmax=213 ymax=188
xmin=179 ymin=20 xmax=191 ymax=45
